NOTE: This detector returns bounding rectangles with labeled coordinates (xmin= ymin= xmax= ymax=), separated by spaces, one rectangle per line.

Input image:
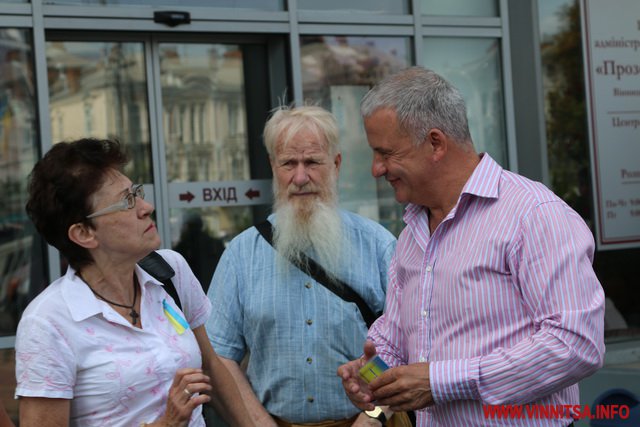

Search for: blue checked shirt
xmin=206 ymin=210 xmax=396 ymax=423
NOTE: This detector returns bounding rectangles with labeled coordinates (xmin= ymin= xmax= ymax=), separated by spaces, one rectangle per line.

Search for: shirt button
xmin=307 ymin=396 xmax=314 ymax=403
xmin=306 ymin=357 xmax=313 ymax=364
xmin=421 ymin=309 xmax=428 ymax=317
xmin=306 ymin=319 xmax=313 ymax=325
xmin=305 ymin=282 xmax=312 ymax=289
xmin=426 ymin=265 xmax=432 ymax=272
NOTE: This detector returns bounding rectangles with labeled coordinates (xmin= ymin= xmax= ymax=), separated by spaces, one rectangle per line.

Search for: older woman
xmin=15 ymin=138 xmax=252 ymax=427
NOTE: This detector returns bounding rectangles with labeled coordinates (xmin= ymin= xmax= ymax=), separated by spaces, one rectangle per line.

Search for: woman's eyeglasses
xmin=86 ymin=184 xmax=145 ymax=219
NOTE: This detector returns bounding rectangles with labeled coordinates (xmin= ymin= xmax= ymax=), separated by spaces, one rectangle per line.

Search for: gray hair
xmin=263 ymin=105 xmax=340 ymax=157
xmin=361 ymin=66 xmax=472 ymax=145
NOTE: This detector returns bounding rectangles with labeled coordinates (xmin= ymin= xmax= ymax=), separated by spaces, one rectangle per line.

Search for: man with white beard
xmin=205 ymin=106 xmax=396 ymax=427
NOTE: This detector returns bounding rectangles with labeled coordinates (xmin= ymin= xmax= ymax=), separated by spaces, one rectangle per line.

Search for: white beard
xmin=272 ymin=182 xmax=345 ymax=277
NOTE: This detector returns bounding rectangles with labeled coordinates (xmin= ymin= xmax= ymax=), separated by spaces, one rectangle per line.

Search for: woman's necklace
xmin=80 ymin=273 xmax=140 ymax=325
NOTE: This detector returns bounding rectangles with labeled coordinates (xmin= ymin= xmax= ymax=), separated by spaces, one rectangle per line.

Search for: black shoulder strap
xmin=255 ymin=220 xmax=380 ymax=328
xmin=138 ymin=251 xmax=181 ymax=311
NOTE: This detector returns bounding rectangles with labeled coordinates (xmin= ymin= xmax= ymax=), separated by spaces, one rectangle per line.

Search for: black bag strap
xmin=255 ymin=220 xmax=380 ymax=328
xmin=138 ymin=251 xmax=181 ymax=311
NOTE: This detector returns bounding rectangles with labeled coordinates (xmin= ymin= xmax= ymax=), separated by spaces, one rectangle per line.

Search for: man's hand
xmin=337 ymin=341 xmax=378 ymax=411
xmin=367 ymin=363 xmax=433 ymax=412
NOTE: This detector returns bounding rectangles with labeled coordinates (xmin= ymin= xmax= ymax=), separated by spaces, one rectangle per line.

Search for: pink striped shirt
xmin=369 ymin=154 xmax=605 ymax=426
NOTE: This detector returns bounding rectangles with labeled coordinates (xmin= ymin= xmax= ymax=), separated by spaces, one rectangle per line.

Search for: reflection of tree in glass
xmin=540 ymin=0 xmax=592 ymax=225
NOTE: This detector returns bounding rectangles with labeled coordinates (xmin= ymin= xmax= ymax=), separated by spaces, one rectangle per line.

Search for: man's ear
xmin=427 ymin=128 xmax=448 ymax=162
xmin=334 ymin=152 xmax=342 ymax=172
xmin=68 ymin=223 xmax=98 ymax=249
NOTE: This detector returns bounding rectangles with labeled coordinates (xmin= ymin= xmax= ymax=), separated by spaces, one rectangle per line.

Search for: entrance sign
xmin=169 ymin=179 xmax=272 ymax=208
xmin=581 ymin=0 xmax=640 ymax=249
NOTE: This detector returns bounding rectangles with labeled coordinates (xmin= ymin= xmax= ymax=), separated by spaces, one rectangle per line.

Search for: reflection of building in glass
xmin=46 ymin=41 xmax=250 ymax=185
xmin=161 ymin=44 xmax=249 ymax=183
xmin=0 ymin=31 xmax=37 ymax=211
xmin=0 ymin=29 xmax=39 ymax=337
xmin=47 ymin=41 xmax=152 ymax=183
xmin=158 ymin=44 xmax=251 ymax=251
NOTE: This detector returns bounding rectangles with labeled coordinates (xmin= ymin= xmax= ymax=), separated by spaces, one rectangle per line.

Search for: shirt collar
xmin=135 ymin=264 xmax=167 ymax=288
xmin=459 ymin=152 xmax=502 ymax=200
xmin=61 ymin=264 xmax=165 ymax=322
xmin=402 ymin=153 xmax=503 ymax=225
xmin=61 ymin=266 xmax=103 ymax=322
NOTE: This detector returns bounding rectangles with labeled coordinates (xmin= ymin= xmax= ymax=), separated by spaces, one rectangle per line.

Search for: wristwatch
xmin=365 ymin=406 xmax=387 ymax=426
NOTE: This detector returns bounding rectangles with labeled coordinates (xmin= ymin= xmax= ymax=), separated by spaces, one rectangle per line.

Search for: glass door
xmin=45 ymin=33 xmax=282 ymax=290
xmin=155 ymin=39 xmax=274 ymax=290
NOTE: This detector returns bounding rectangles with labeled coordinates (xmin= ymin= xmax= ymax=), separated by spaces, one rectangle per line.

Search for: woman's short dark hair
xmin=26 ymin=138 xmax=129 ymax=270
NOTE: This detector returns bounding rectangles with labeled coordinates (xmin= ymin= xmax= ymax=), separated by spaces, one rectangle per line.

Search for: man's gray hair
xmin=263 ymin=105 xmax=340 ymax=157
xmin=361 ymin=66 xmax=472 ymax=145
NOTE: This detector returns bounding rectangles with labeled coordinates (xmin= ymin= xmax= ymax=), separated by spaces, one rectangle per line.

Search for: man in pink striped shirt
xmin=338 ymin=67 xmax=605 ymax=426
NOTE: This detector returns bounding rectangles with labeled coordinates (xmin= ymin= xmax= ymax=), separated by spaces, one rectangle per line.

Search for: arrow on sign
xmin=245 ymin=188 xmax=260 ymax=200
xmin=179 ymin=191 xmax=195 ymax=203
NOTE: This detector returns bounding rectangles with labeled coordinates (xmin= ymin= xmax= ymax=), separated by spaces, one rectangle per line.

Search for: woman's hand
xmin=154 ymin=368 xmax=212 ymax=427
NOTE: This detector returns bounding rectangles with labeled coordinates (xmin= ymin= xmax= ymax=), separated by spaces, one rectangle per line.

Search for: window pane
xmin=298 ymin=0 xmax=408 ymax=14
xmin=160 ymin=43 xmax=263 ymax=288
xmin=45 ymin=0 xmax=283 ymax=10
xmin=0 ymin=29 xmax=46 ymax=337
xmin=421 ymin=0 xmax=498 ymax=16
xmin=47 ymin=41 xmax=152 ymax=184
xmin=160 ymin=43 xmax=249 ymax=183
xmin=422 ymin=37 xmax=507 ymax=166
xmin=301 ymin=36 xmax=411 ymax=235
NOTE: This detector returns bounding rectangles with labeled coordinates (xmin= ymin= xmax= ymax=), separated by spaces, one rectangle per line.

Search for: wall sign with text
xmin=169 ymin=179 xmax=272 ymax=208
xmin=581 ymin=0 xmax=640 ymax=249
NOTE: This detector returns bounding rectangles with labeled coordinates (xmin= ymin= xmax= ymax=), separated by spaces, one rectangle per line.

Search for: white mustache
xmin=287 ymin=184 xmax=319 ymax=195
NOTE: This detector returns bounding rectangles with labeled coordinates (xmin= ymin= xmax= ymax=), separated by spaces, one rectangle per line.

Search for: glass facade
xmin=0 ymin=4 xmax=512 ymax=347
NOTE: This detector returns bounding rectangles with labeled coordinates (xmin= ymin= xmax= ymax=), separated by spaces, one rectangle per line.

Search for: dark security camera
xmin=153 ymin=11 xmax=191 ymax=27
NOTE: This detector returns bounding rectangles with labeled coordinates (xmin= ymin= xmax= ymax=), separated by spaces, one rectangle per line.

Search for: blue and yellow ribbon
xmin=163 ymin=299 xmax=189 ymax=334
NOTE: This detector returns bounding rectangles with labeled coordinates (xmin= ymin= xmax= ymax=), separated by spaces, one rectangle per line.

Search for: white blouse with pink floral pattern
xmin=15 ymin=249 xmax=211 ymax=427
